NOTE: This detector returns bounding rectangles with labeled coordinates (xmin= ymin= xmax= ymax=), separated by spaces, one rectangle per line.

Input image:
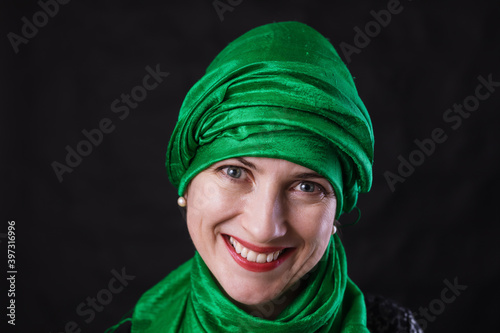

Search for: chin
xmin=231 ymin=289 xmax=278 ymax=306
xmin=219 ymin=275 xmax=285 ymax=306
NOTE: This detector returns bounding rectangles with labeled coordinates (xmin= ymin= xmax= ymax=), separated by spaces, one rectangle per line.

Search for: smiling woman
xmin=106 ymin=21 xmax=421 ymax=333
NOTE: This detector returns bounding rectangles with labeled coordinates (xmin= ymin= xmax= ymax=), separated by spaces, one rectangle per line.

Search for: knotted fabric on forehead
xmin=166 ymin=21 xmax=374 ymax=217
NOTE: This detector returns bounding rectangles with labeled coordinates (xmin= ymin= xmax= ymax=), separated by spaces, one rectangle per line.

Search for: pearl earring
xmin=177 ymin=196 xmax=186 ymax=207
xmin=332 ymin=219 xmax=339 ymax=235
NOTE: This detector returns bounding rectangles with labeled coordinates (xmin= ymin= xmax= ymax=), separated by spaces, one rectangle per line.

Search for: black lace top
xmin=365 ymin=294 xmax=423 ymax=333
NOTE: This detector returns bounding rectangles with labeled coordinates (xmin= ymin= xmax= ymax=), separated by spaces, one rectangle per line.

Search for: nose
xmin=241 ymin=181 xmax=287 ymax=243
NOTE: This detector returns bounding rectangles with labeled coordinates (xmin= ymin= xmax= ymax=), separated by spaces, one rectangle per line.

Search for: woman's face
xmin=185 ymin=157 xmax=337 ymax=314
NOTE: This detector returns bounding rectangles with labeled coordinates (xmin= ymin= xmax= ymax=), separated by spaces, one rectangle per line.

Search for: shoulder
xmin=365 ymin=294 xmax=423 ymax=333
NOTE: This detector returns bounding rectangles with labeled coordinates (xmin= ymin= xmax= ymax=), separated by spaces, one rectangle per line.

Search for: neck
xmin=233 ymin=280 xmax=305 ymax=320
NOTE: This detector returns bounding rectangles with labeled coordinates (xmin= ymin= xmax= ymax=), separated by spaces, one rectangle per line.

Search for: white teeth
xmin=246 ymin=250 xmax=257 ymax=262
xmin=256 ymin=253 xmax=267 ymax=263
xmin=235 ymin=243 xmax=242 ymax=254
xmin=228 ymin=236 xmax=285 ymax=263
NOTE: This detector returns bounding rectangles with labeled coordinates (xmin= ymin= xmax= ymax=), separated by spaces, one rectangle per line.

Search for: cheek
xmin=186 ymin=176 xmax=244 ymax=229
xmin=185 ymin=178 xmax=221 ymax=257
xmin=290 ymin=200 xmax=336 ymax=249
xmin=187 ymin=178 xmax=219 ymax=217
xmin=294 ymin=201 xmax=335 ymax=232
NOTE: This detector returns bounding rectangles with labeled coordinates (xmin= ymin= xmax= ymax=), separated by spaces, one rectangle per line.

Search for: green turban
xmin=166 ymin=21 xmax=374 ymax=217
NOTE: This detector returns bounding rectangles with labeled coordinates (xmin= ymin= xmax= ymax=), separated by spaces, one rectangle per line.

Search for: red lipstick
xmin=222 ymin=234 xmax=295 ymax=273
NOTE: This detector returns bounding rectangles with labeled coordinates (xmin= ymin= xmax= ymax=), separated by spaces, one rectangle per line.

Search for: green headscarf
xmin=166 ymin=21 xmax=374 ymax=217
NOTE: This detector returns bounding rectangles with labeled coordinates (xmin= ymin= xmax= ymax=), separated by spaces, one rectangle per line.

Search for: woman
xmin=108 ymin=21 xmax=421 ymax=332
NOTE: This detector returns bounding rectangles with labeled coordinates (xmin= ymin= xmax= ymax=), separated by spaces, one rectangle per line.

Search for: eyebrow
xmin=236 ymin=158 xmax=328 ymax=181
xmin=292 ymin=172 xmax=327 ymax=180
xmin=236 ymin=157 xmax=258 ymax=170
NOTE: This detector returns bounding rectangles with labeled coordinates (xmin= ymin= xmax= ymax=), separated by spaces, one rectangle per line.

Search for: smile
xmin=229 ymin=236 xmax=284 ymax=263
xmin=223 ymin=234 xmax=294 ymax=272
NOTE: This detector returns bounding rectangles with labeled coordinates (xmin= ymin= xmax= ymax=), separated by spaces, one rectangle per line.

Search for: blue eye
xmin=299 ymin=182 xmax=315 ymax=192
xmin=226 ymin=166 xmax=242 ymax=178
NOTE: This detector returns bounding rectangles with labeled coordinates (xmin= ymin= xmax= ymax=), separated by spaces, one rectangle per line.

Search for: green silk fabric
xmin=166 ymin=21 xmax=374 ymax=217
xmin=130 ymin=235 xmax=369 ymax=332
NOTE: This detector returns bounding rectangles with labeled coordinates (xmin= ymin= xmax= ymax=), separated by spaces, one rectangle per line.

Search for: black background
xmin=2 ymin=0 xmax=500 ymax=332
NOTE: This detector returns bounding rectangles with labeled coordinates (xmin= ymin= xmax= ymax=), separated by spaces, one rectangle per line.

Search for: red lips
xmin=222 ymin=234 xmax=295 ymax=273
